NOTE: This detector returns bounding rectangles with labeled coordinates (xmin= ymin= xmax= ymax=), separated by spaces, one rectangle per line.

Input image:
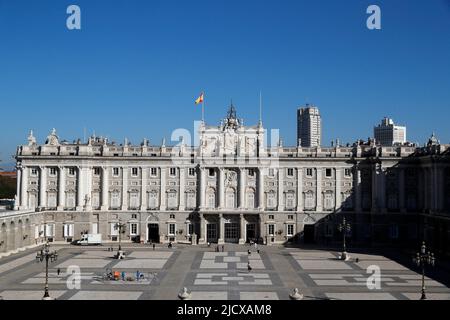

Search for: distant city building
xmin=374 ymin=117 xmax=406 ymax=146
xmin=297 ymin=104 xmax=321 ymax=147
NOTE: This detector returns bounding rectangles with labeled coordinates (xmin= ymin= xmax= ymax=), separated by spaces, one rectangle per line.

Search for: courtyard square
xmin=0 ymin=244 xmax=449 ymax=301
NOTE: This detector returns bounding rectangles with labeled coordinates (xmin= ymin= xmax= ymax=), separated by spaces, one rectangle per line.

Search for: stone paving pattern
xmin=0 ymin=244 xmax=449 ymax=300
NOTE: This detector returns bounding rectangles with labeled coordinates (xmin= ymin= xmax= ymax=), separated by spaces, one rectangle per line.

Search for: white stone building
xmin=1 ymin=106 xmax=449 ymax=257
xmin=297 ymin=104 xmax=321 ymax=147
xmin=374 ymin=117 xmax=407 ymax=146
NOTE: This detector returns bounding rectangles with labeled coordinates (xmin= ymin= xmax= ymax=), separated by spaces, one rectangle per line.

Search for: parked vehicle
xmin=76 ymin=234 xmax=102 ymax=246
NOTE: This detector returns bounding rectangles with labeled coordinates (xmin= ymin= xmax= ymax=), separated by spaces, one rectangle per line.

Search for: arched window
xmin=186 ymin=191 xmax=196 ymax=209
xmin=266 ymin=191 xmax=276 ymax=208
xmin=47 ymin=191 xmax=57 ymax=208
xmin=247 ymin=189 xmax=255 ymax=209
xmin=304 ymin=191 xmax=315 ymax=210
xmin=226 ymin=188 xmax=236 ymax=208
xmin=129 ymin=191 xmax=140 ymax=209
xmin=66 ymin=191 xmax=76 ymax=208
xmin=387 ymin=194 xmax=398 ymax=210
xmin=92 ymin=191 xmax=100 ymax=208
xmin=167 ymin=190 xmax=178 ymax=209
xmin=148 ymin=191 xmax=159 ymax=209
xmin=323 ymin=191 xmax=334 ymax=210
xmin=207 ymin=188 xmax=216 ymax=208
xmin=285 ymin=192 xmax=295 ymax=209
xmin=110 ymin=191 xmax=121 ymax=208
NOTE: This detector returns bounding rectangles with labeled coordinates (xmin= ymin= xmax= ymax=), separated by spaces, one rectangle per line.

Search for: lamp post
xmin=35 ymin=242 xmax=58 ymax=300
xmin=114 ymin=220 xmax=126 ymax=259
xmin=413 ymin=241 xmax=435 ymax=300
xmin=337 ymin=217 xmax=351 ymax=261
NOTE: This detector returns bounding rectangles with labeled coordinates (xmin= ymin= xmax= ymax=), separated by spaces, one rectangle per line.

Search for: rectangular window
xmin=110 ymin=223 xmax=119 ymax=236
xmin=170 ymin=168 xmax=176 ymax=176
xmin=130 ymin=223 xmax=138 ymax=235
xmin=68 ymin=168 xmax=76 ymax=176
xmin=248 ymin=169 xmax=255 ymax=176
xmin=31 ymin=168 xmax=38 ymax=176
xmin=208 ymin=168 xmax=215 ymax=177
xmin=150 ymin=168 xmax=157 ymax=176
xmin=268 ymin=224 xmax=275 ymax=236
xmin=112 ymin=168 xmax=119 ymax=177
xmin=268 ymin=215 xmax=274 ymax=220
xmin=93 ymin=167 xmax=101 ymax=176
xmin=131 ymin=168 xmax=138 ymax=177
xmin=288 ymin=215 xmax=294 ymax=220
xmin=306 ymin=168 xmax=313 ymax=177
xmin=268 ymin=168 xmax=275 ymax=177
xmin=287 ymin=168 xmax=294 ymax=177
xmin=325 ymin=168 xmax=332 ymax=177
xmin=287 ymin=224 xmax=294 ymax=236
xmin=169 ymin=223 xmax=176 ymax=235
xmin=188 ymin=168 xmax=195 ymax=176
xmin=49 ymin=168 xmax=57 ymax=176
xmin=345 ymin=168 xmax=351 ymax=177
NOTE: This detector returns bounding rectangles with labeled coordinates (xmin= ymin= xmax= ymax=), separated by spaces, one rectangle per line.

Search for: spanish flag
xmin=195 ymin=92 xmax=204 ymax=105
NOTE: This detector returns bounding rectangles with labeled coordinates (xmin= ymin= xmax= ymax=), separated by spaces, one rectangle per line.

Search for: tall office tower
xmin=297 ymin=104 xmax=321 ymax=147
xmin=374 ymin=117 xmax=407 ymax=146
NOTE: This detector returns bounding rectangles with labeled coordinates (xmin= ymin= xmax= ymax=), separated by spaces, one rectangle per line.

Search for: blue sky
xmin=1 ymin=0 xmax=450 ymax=168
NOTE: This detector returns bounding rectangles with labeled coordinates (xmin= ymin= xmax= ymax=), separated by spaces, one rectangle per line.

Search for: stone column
xmin=335 ymin=168 xmax=341 ymax=211
xmin=199 ymin=213 xmax=206 ymax=244
xmin=101 ymin=166 xmax=109 ymax=211
xmin=141 ymin=167 xmax=147 ymax=211
xmin=121 ymin=166 xmax=128 ymax=210
xmin=316 ymin=168 xmax=323 ymax=211
xmin=179 ymin=167 xmax=185 ymax=211
xmin=218 ymin=168 xmax=225 ymax=209
xmin=355 ymin=166 xmax=362 ymax=212
xmin=160 ymin=167 xmax=166 ymax=210
xmin=259 ymin=213 xmax=265 ymax=244
xmin=239 ymin=168 xmax=246 ymax=209
xmin=258 ymin=168 xmax=265 ymax=209
xmin=77 ymin=166 xmax=83 ymax=210
xmin=20 ymin=167 xmax=28 ymax=208
xmin=239 ymin=213 xmax=245 ymax=244
xmin=399 ymin=167 xmax=405 ymax=212
xmin=199 ymin=167 xmax=206 ymax=209
xmin=371 ymin=165 xmax=378 ymax=212
xmin=297 ymin=167 xmax=303 ymax=212
xmin=15 ymin=167 xmax=21 ymax=209
xmin=39 ymin=166 xmax=47 ymax=208
xmin=85 ymin=166 xmax=93 ymax=211
xmin=57 ymin=166 xmax=65 ymax=210
xmin=277 ymin=168 xmax=284 ymax=211
xmin=378 ymin=166 xmax=386 ymax=212
xmin=218 ymin=213 xmax=224 ymax=244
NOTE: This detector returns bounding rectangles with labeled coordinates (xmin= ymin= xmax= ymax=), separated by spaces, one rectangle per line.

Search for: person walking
xmin=152 ymin=243 xmax=155 ymax=251
xmin=136 ymin=270 xmax=140 ymax=281
xmin=57 ymin=268 xmax=61 ymax=276
xmin=121 ymin=271 xmax=125 ymax=281
xmin=248 ymin=249 xmax=251 ymax=255
xmin=247 ymin=262 xmax=252 ymax=272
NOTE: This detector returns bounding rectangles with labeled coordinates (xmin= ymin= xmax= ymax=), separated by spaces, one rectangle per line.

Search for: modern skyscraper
xmin=297 ymin=104 xmax=321 ymax=147
xmin=374 ymin=117 xmax=406 ymax=146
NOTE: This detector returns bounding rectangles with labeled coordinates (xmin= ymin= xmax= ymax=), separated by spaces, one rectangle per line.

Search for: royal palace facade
xmin=1 ymin=106 xmax=450 ymax=257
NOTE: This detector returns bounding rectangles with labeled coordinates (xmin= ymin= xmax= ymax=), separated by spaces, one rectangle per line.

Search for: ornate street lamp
xmin=413 ymin=241 xmax=435 ymax=300
xmin=35 ymin=242 xmax=58 ymax=300
xmin=114 ymin=221 xmax=127 ymax=259
xmin=337 ymin=217 xmax=351 ymax=261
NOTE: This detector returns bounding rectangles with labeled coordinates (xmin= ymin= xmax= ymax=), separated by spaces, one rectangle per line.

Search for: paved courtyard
xmin=0 ymin=244 xmax=449 ymax=300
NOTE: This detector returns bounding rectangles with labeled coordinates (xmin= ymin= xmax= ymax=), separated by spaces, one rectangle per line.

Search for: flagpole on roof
xmin=202 ymin=92 xmax=205 ymax=123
